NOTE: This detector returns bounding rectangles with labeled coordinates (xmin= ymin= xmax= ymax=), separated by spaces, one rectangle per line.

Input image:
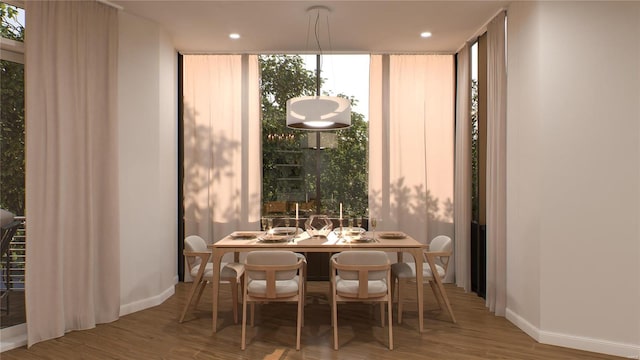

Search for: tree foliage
xmin=260 ymin=55 xmax=369 ymax=217
xmin=0 ymin=3 xmax=23 ymax=41
xmin=0 ymin=3 xmax=25 ymax=215
xmin=261 ymin=55 xmax=317 ymax=204
xmin=471 ymin=79 xmax=479 ymax=222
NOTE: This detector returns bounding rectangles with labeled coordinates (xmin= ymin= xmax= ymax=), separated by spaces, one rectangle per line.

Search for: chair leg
xmin=332 ymin=293 xmax=339 ymax=350
xmin=179 ymin=280 xmax=203 ymax=323
xmin=193 ymin=281 xmax=207 ymax=309
xmin=230 ymin=279 xmax=239 ymax=324
xmin=397 ymin=279 xmax=405 ymax=324
xmin=241 ymin=294 xmax=248 ymax=350
xmin=296 ymin=293 xmax=303 ymax=350
xmin=387 ymin=296 xmax=394 ymax=350
xmin=380 ymin=302 xmax=385 ymax=327
xmin=434 ymin=280 xmax=457 ymax=323
xmin=250 ymin=303 xmax=255 ymax=327
xmin=429 ymin=281 xmax=444 ymax=309
xmin=301 ymin=274 xmax=305 ymax=328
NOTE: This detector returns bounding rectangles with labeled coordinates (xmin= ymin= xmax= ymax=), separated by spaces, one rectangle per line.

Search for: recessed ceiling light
xmin=229 ymin=33 xmax=240 ymax=40
xmin=420 ymin=32 xmax=432 ymax=38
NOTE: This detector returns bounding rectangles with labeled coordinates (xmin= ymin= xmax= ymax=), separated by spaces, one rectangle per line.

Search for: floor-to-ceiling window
xmin=260 ymin=54 xmax=370 ymax=222
xmin=471 ymin=37 xmax=487 ymax=298
xmin=0 ymin=1 xmax=25 ymax=329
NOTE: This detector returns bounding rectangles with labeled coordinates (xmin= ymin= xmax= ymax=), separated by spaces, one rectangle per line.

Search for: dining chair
xmin=179 ymin=235 xmax=244 ymax=324
xmin=268 ymin=226 xmax=308 ymax=299
xmin=391 ymin=235 xmax=456 ymax=324
xmin=242 ymin=251 xmax=305 ymax=350
xmin=330 ymin=250 xmax=393 ymax=350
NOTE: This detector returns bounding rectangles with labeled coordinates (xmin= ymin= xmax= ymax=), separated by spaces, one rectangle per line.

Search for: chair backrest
xmin=332 ymin=251 xmax=390 ymax=299
xmin=427 ymin=235 xmax=452 ymax=271
xmin=0 ymin=209 xmax=15 ymax=228
xmin=245 ymin=251 xmax=298 ymax=281
xmin=184 ymin=235 xmax=209 ymax=268
xmin=245 ymin=251 xmax=302 ymax=299
xmin=334 ymin=251 xmax=389 ymax=281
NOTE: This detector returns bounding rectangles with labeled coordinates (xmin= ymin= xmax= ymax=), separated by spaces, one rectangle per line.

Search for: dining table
xmin=208 ymin=229 xmax=442 ymax=334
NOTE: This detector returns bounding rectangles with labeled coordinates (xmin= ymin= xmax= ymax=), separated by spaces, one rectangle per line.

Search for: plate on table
xmin=257 ymin=233 xmax=291 ymax=243
xmin=346 ymin=236 xmax=375 ymax=243
xmin=334 ymin=227 xmax=366 ymax=237
xmin=269 ymin=227 xmax=299 ymax=236
xmin=377 ymin=231 xmax=407 ymax=239
xmin=230 ymin=232 xmax=260 ymax=239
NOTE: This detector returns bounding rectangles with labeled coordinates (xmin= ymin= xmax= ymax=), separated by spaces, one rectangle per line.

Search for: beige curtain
xmin=369 ymin=55 xmax=455 ymax=272
xmin=25 ymin=1 xmax=120 ymax=346
xmin=454 ymin=44 xmax=472 ymax=292
xmin=183 ymin=55 xmax=261 ymax=249
xmin=485 ymin=11 xmax=508 ymax=315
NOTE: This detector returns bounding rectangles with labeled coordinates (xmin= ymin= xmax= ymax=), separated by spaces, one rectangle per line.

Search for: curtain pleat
xmin=454 ymin=44 xmax=472 ymax=292
xmin=485 ymin=11 xmax=508 ymax=315
xmin=182 ymin=55 xmax=261 ymax=257
xmin=25 ymin=1 xmax=120 ymax=346
xmin=369 ymin=55 xmax=455 ymax=272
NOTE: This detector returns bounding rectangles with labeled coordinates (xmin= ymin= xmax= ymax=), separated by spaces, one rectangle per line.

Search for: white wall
xmin=118 ymin=11 xmax=178 ymax=315
xmin=505 ymin=0 xmax=542 ymax=335
xmin=506 ymin=2 xmax=640 ymax=358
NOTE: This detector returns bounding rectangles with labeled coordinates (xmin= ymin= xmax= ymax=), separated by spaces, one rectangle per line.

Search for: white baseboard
xmin=120 ymin=281 xmax=176 ymax=317
xmin=506 ymin=308 xmax=640 ymax=359
xmin=0 ymin=323 xmax=27 ymax=352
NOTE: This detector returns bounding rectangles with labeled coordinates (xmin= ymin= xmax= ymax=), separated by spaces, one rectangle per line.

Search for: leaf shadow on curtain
xmin=182 ymin=103 xmax=262 ymax=238
xmin=369 ymin=177 xmax=453 ymax=243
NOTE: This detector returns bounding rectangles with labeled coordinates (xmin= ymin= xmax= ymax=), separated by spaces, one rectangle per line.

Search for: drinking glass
xmin=356 ymin=216 xmax=362 ymax=228
xmin=261 ymin=217 xmax=268 ymax=231
xmin=284 ymin=217 xmax=291 ymax=228
xmin=370 ymin=218 xmax=378 ymax=238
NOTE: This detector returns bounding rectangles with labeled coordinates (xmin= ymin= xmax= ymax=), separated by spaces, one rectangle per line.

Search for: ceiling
xmin=111 ymin=1 xmax=509 ymax=54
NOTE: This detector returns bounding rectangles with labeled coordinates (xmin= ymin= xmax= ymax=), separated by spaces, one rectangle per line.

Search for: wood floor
xmin=2 ymin=282 xmax=623 ymax=359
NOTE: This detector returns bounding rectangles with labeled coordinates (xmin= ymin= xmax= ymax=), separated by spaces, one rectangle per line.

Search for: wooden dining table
xmin=208 ymin=230 xmax=442 ymax=334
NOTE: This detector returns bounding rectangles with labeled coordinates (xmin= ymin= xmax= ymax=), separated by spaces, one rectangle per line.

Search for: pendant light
xmin=286 ymin=5 xmax=351 ymax=130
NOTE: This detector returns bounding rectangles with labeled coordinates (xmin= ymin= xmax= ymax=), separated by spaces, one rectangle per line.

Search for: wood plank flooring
xmin=2 ymin=282 xmax=624 ymax=359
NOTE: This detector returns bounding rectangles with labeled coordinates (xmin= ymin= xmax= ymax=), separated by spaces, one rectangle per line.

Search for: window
xmin=260 ymin=54 xmax=369 ymax=221
xmin=1 ymin=1 xmax=25 ymax=329
xmin=470 ymin=38 xmax=487 ymax=298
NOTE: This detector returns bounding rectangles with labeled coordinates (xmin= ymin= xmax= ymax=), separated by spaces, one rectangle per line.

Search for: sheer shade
xmin=183 ymin=55 xmax=261 ymax=247
xmin=485 ymin=11 xmax=508 ymax=316
xmin=454 ymin=44 xmax=473 ymax=292
xmin=25 ymin=1 xmax=120 ymax=347
xmin=369 ymin=55 xmax=455 ymax=275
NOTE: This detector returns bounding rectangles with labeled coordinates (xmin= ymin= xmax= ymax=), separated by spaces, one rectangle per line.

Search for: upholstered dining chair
xmin=242 ymin=251 xmax=305 ymax=350
xmin=179 ymin=235 xmax=244 ymax=324
xmin=330 ymin=251 xmax=393 ymax=350
xmin=270 ymin=227 xmax=307 ymax=292
xmin=391 ymin=235 xmax=456 ymax=324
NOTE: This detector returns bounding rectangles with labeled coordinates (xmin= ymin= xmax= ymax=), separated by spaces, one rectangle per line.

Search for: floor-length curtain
xmin=25 ymin=1 xmax=120 ymax=346
xmin=485 ymin=11 xmax=508 ymax=315
xmin=183 ymin=55 xmax=261 ymax=250
xmin=454 ymin=44 xmax=472 ymax=292
xmin=369 ymin=55 xmax=455 ymax=275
